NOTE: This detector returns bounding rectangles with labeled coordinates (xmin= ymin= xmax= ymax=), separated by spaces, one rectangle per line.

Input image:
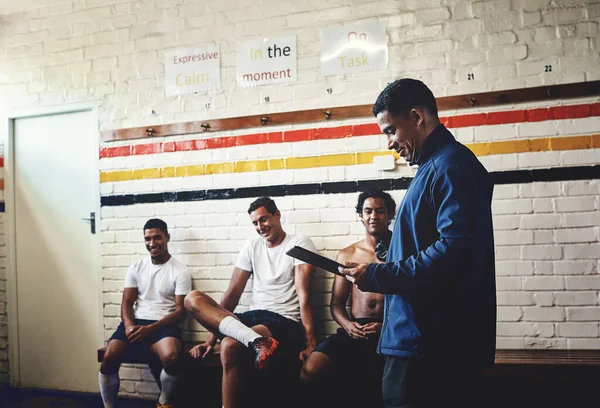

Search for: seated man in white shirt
xmin=99 ymin=218 xmax=192 ymax=408
xmin=185 ymin=196 xmax=317 ymax=408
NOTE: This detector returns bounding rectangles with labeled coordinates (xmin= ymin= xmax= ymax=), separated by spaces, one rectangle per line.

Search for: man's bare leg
xmin=300 ymin=351 xmax=333 ymax=383
xmin=151 ymin=337 xmax=182 ymax=405
xmin=99 ymin=339 xmax=128 ymax=408
xmin=184 ymin=290 xmax=238 ymax=333
xmin=221 ymin=324 xmax=271 ymax=408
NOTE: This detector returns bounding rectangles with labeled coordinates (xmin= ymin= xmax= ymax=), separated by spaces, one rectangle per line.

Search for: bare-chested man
xmin=299 ymin=188 xmax=396 ymax=405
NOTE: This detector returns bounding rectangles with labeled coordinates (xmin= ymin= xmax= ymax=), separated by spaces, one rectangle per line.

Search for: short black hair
xmin=143 ymin=218 xmax=168 ymax=234
xmin=355 ymin=188 xmax=396 ymax=219
xmin=372 ymin=78 xmax=438 ymax=118
xmin=248 ymin=196 xmax=278 ymax=215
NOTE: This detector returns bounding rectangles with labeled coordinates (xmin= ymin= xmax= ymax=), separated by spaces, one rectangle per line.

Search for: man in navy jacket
xmin=340 ymin=79 xmax=496 ymax=408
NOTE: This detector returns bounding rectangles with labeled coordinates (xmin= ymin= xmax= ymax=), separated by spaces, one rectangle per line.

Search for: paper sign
xmin=165 ymin=46 xmax=221 ymax=96
xmin=237 ymin=36 xmax=297 ymax=87
xmin=321 ymin=21 xmax=388 ymax=77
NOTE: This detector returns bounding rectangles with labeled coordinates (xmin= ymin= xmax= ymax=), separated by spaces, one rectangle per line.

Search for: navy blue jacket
xmin=363 ymin=124 xmax=496 ymax=368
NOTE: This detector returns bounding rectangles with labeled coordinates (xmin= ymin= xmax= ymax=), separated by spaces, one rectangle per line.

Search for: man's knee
xmin=184 ymin=290 xmax=206 ymax=313
xmin=300 ymin=355 xmax=320 ymax=383
xmin=300 ymin=352 xmax=330 ymax=383
xmin=220 ymin=337 xmax=245 ymax=369
xmin=159 ymin=347 xmax=181 ymax=369
xmin=100 ymin=345 xmax=124 ymax=375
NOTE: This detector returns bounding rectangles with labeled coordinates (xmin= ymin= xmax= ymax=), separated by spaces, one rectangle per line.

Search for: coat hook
xmin=201 ymin=123 xmax=210 ymax=131
xmin=146 ymin=128 xmax=156 ymax=136
xmin=324 ymin=110 xmax=331 ymax=120
xmin=260 ymin=116 xmax=268 ymax=126
xmin=546 ymin=88 xmax=552 ymax=98
xmin=469 ymin=97 xmax=476 ymax=106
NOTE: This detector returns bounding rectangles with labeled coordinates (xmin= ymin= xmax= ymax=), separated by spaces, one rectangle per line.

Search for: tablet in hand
xmin=285 ymin=246 xmax=345 ymax=276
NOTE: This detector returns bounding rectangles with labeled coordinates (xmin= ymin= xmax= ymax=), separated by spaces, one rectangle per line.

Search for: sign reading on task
xmin=237 ymin=36 xmax=297 ymax=87
xmin=165 ymin=46 xmax=221 ymax=96
xmin=321 ymin=21 xmax=388 ymax=77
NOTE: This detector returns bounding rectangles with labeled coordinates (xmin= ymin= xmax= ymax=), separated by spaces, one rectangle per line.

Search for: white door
xmin=13 ymin=110 xmax=101 ymax=392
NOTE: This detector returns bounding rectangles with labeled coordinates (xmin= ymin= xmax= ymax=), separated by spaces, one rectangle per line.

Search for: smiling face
xmin=250 ymin=206 xmax=284 ymax=245
xmin=144 ymin=228 xmax=170 ymax=261
xmin=359 ymin=197 xmax=391 ymax=237
xmin=377 ymin=109 xmax=426 ymax=165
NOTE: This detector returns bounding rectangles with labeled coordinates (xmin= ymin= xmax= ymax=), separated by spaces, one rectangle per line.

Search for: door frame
xmin=2 ymin=101 xmax=103 ymax=387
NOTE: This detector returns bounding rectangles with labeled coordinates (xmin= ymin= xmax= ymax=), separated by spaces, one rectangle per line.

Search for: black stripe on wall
xmin=99 ymin=165 xmax=600 ymax=207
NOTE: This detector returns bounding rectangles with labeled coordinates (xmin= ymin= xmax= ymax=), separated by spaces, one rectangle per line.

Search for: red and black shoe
xmin=249 ymin=336 xmax=279 ymax=370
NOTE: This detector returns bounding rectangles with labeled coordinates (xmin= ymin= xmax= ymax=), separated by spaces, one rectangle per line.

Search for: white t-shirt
xmin=235 ymin=234 xmax=316 ymax=323
xmin=124 ymin=256 xmax=192 ymax=321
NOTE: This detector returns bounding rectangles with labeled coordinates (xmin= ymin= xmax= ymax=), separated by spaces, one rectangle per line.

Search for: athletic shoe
xmin=249 ymin=336 xmax=279 ymax=370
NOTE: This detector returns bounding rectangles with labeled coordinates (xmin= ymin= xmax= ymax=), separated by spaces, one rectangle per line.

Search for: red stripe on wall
xmin=99 ymin=102 xmax=600 ymax=159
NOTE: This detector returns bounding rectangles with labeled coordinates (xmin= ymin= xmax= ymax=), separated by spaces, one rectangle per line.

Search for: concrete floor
xmin=0 ymin=387 xmax=155 ymax=408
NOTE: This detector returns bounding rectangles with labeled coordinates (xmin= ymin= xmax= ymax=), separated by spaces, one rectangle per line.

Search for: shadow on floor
xmin=0 ymin=387 xmax=155 ymax=408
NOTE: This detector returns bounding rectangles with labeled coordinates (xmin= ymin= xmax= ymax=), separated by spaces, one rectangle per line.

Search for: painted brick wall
xmin=1 ymin=0 xmax=600 ymax=398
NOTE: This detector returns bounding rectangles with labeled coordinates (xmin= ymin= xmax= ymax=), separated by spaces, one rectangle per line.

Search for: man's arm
xmin=348 ymin=167 xmax=489 ymax=294
xmin=121 ymin=287 xmax=138 ymax=336
xmin=221 ymin=267 xmax=252 ymax=311
xmin=295 ymin=263 xmax=317 ymax=360
xmin=330 ymin=250 xmax=354 ymax=328
xmin=128 ymin=294 xmax=188 ymax=343
xmin=148 ymin=295 xmax=187 ymax=329
xmin=330 ymin=274 xmax=352 ymax=328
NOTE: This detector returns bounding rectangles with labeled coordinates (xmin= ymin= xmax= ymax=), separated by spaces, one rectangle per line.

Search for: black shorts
xmin=314 ymin=317 xmax=382 ymax=370
xmin=109 ymin=318 xmax=182 ymax=363
xmin=235 ymin=309 xmax=305 ymax=359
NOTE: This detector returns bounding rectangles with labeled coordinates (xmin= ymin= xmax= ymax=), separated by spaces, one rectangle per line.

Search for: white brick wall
xmin=1 ymin=0 xmax=600 ymax=397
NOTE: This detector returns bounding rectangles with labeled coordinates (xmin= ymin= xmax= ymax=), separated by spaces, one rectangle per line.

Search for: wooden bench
xmin=486 ymin=349 xmax=600 ymax=379
xmin=98 ymin=346 xmax=600 ymax=371
xmin=98 ymin=346 xmax=600 ymax=408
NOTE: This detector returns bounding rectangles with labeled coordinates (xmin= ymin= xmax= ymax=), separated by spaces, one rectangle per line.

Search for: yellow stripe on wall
xmin=466 ymin=134 xmax=600 ymax=156
xmin=99 ymin=134 xmax=600 ymax=183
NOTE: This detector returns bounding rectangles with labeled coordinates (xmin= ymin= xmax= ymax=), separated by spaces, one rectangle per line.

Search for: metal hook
xmin=201 ymin=123 xmax=210 ymax=131
xmin=260 ymin=117 xmax=268 ymax=126
xmin=324 ymin=111 xmax=331 ymax=120
xmin=146 ymin=128 xmax=156 ymax=136
xmin=468 ymin=97 xmax=476 ymax=106
xmin=546 ymin=88 xmax=552 ymax=98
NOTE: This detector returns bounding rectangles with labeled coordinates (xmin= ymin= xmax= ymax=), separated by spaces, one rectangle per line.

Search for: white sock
xmin=158 ymin=369 xmax=178 ymax=404
xmin=218 ymin=315 xmax=261 ymax=347
xmin=99 ymin=372 xmax=119 ymax=408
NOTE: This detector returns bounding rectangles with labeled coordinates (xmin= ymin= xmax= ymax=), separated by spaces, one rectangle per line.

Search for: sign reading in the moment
xmin=165 ymin=46 xmax=221 ymax=96
xmin=237 ymin=36 xmax=297 ymax=87
xmin=321 ymin=21 xmax=388 ymax=77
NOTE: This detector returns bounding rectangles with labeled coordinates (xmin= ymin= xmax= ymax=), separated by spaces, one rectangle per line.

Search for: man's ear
xmin=166 ymin=233 xmax=170 ymax=242
xmin=410 ymin=109 xmax=423 ymax=126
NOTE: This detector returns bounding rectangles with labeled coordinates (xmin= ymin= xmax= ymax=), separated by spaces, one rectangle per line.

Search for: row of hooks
xmin=144 ymin=110 xmax=334 ymax=136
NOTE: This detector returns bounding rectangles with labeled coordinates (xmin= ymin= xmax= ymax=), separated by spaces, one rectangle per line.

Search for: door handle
xmin=81 ymin=211 xmax=96 ymax=234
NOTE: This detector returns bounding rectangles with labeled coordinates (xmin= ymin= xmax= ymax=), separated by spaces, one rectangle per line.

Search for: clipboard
xmin=286 ymin=246 xmax=345 ymax=276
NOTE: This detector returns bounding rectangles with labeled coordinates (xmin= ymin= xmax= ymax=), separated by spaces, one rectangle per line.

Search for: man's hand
xmin=127 ymin=325 xmax=154 ymax=343
xmin=362 ymin=321 xmax=382 ymax=338
xmin=299 ymin=344 xmax=315 ymax=361
xmin=342 ymin=321 xmax=369 ymax=340
xmin=189 ymin=340 xmax=216 ymax=359
xmin=338 ymin=261 xmax=369 ymax=290
xmin=124 ymin=324 xmax=138 ymax=339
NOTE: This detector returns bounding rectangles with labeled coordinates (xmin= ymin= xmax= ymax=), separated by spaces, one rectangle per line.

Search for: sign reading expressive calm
xmin=321 ymin=21 xmax=388 ymax=77
xmin=237 ymin=36 xmax=297 ymax=87
xmin=165 ymin=46 xmax=221 ymax=96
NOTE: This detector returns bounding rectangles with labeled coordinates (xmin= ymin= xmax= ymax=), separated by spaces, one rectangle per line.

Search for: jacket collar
xmin=412 ymin=124 xmax=454 ymax=166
